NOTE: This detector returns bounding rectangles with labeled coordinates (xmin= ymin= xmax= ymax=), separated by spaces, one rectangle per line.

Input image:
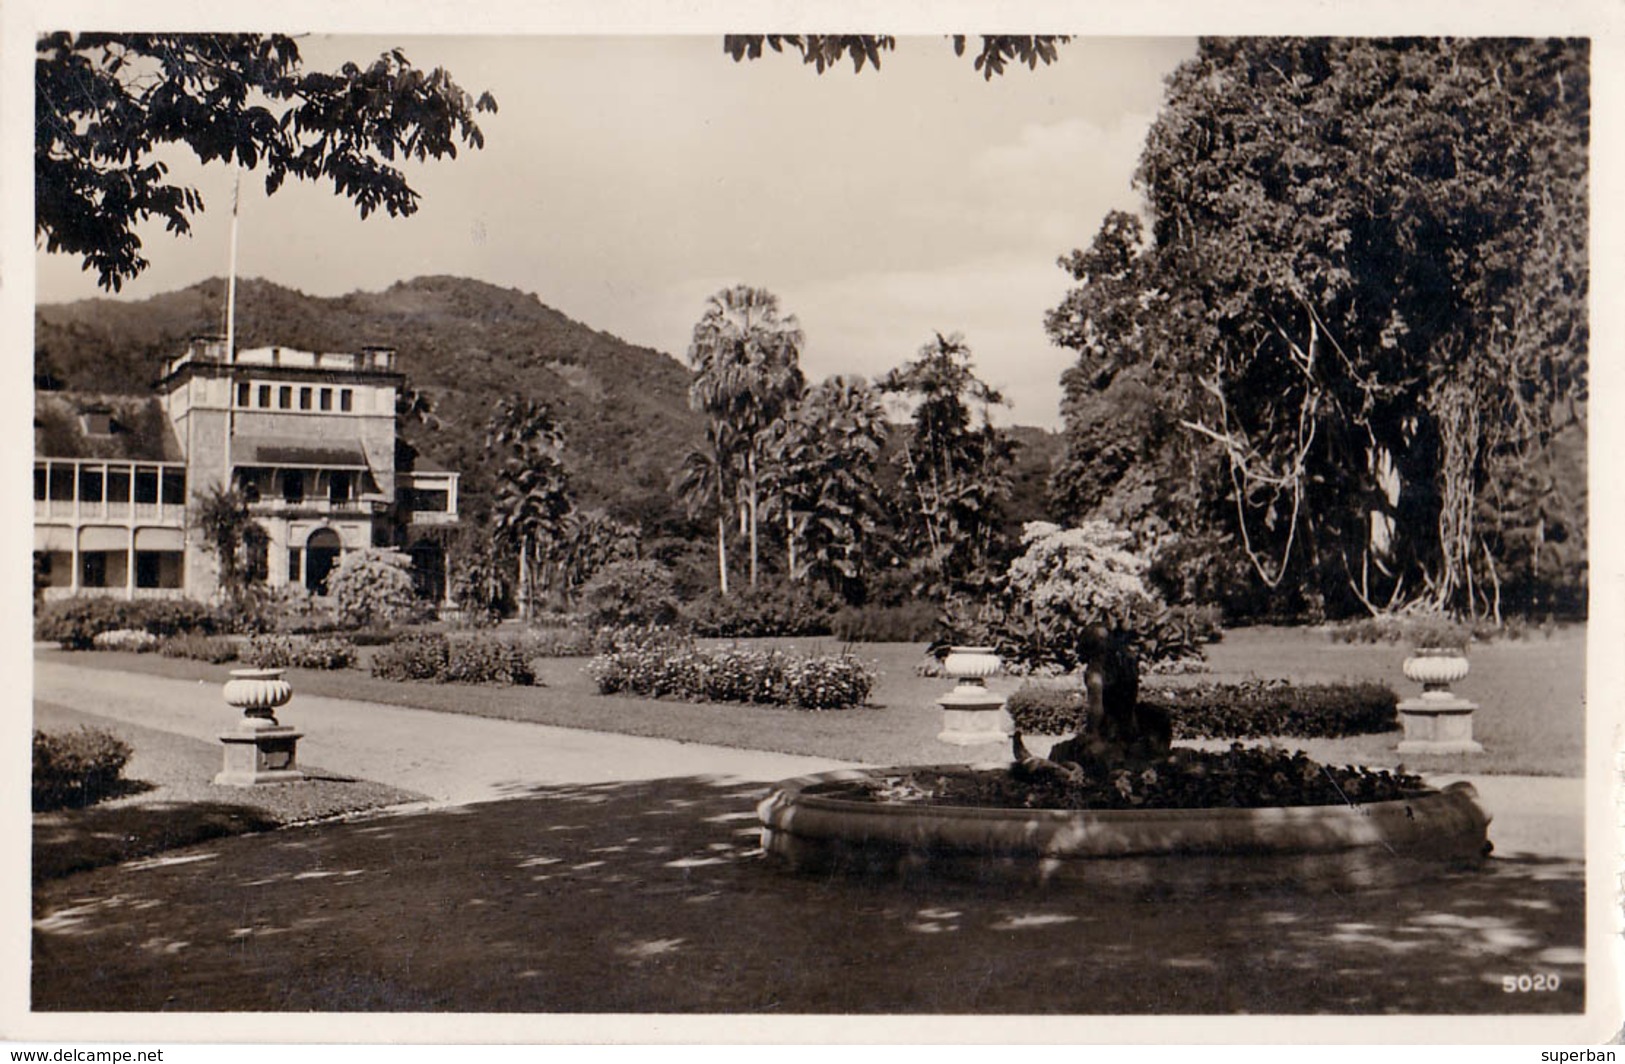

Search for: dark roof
xmin=33 ymin=393 xmax=183 ymax=462
xmin=234 ymin=436 xmax=370 ymax=469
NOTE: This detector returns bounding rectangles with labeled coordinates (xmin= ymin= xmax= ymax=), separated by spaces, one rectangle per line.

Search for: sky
xmin=32 ymin=35 xmax=1196 ymax=428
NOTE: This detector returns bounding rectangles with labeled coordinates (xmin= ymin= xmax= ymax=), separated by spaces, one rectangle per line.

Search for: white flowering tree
xmin=1001 ymin=520 xmax=1159 ymax=667
xmin=328 ymin=548 xmax=418 ymax=628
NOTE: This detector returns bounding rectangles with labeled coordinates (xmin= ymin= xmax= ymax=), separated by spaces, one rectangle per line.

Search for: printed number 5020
xmin=1503 ymin=974 xmax=1561 ymax=992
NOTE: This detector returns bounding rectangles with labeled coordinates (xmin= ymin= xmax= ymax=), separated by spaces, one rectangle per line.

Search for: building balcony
xmin=34 ymin=497 xmax=186 ymax=526
xmin=248 ymin=497 xmax=391 ymax=519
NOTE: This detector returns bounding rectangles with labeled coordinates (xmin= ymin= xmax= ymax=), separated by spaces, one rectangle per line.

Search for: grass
xmin=45 ymin=622 xmax=1586 ymax=777
xmin=32 ymin=701 xmax=423 ymax=882
xmin=31 ymin=772 xmax=1585 ymax=1014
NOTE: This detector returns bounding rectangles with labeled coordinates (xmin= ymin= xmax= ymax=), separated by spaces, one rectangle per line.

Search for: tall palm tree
xmin=687 ymin=284 xmax=805 ymax=590
xmin=674 ymin=423 xmax=736 ymax=595
xmin=485 ymin=396 xmax=573 ymax=620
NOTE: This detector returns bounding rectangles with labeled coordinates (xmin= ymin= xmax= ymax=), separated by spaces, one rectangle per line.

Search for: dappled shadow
xmin=33 ymin=799 xmax=281 ymax=885
xmin=32 ymin=775 xmax=1584 ymax=1014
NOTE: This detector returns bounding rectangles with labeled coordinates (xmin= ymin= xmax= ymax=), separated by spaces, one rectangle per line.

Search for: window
xmin=340 ymin=389 xmax=353 ymax=412
xmin=279 ymin=386 xmax=292 ymax=409
xmin=106 ymin=467 xmax=130 ymax=504
xmin=80 ymin=552 xmax=108 ymax=588
xmin=237 ymin=381 xmax=250 ymax=407
xmin=48 ymin=466 xmax=74 ymax=502
xmin=258 ymin=384 xmax=272 ymax=407
xmin=320 ymin=388 xmax=333 ymax=411
xmin=134 ymin=467 xmax=159 ymax=504
xmin=300 ymin=387 xmax=312 ymax=410
xmin=34 ymin=467 xmax=46 ymax=501
xmin=288 ymin=549 xmax=301 ymax=583
xmin=135 ymin=552 xmax=161 ymax=589
xmin=77 ymin=468 xmax=103 ymax=503
xmin=329 ymin=470 xmax=351 ymax=505
xmin=161 ymin=469 xmax=186 ymax=506
xmin=283 ymin=471 xmax=304 ymax=504
xmin=407 ymin=488 xmax=449 ymax=513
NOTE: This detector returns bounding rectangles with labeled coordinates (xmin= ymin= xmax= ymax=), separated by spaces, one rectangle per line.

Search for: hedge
xmin=36 ymin=596 xmax=216 ymax=649
xmin=1005 ymin=679 xmax=1399 ymax=740
xmin=241 ymin=634 xmax=357 ymax=671
xmin=33 ymin=726 xmax=132 ymax=811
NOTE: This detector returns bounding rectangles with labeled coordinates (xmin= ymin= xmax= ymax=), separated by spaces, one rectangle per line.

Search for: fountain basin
xmin=757 ymin=765 xmax=1491 ymax=893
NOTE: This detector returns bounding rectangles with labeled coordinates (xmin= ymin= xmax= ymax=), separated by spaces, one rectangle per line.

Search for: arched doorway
xmin=305 ymin=528 xmax=343 ymax=595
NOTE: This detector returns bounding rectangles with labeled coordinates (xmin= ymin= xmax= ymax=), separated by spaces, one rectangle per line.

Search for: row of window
xmin=236 ymin=381 xmax=355 ymax=412
xmin=35 ymin=465 xmax=186 ymax=505
xmin=37 ymin=549 xmax=184 ymax=590
xmin=238 ymin=469 xmax=354 ymax=506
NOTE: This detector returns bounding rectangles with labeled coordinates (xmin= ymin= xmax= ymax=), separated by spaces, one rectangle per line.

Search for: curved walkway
xmin=32 ymin=657 xmax=858 ymax=805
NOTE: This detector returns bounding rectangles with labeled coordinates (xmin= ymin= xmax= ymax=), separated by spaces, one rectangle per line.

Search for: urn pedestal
xmin=216 ymin=668 xmax=306 ymax=786
xmin=1397 ymin=651 xmax=1483 ymax=755
xmin=937 ymin=646 xmax=1012 ymax=746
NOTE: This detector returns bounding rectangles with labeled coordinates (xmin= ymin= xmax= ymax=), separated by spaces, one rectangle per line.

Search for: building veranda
xmin=34 ymin=337 xmax=459 ymax=605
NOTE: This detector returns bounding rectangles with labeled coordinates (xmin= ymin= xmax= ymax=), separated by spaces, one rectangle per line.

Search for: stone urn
xmin=937 ymin=646 xmax=1011 ymax=746
xmin=216 ymin=667 xmax=306 ymax=785
xmin=223 ymin=667 xmax=294 ymax=729
xmin=1402 ymin=648 xmax=1471 ymax=698
xmin=1397 ymin=647 xmax=1481 ymax=755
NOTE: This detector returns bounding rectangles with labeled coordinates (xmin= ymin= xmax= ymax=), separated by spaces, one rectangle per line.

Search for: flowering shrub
xmin=509 ymin=624 xmax=615 ymax=658
xmin=241 ymin=634 xmax=357 ymax=670
xmin=328 ymin=548 xmax=419 ymax=627
xmin=444 ymin=633 xmax=536 ymax=686
xmin=936 ymin=521 xmax=1221 ymax=671
xmin=91 ymin=628 xmax=159 ymax=653
xmin=33 ymin=726 xmax=132 ymax=811
xmin=587 ymin=643 xmax=874 ymax=709
xmin=370 ymin=633 xmax=450 ymax=681
xmin=369 ymin=632 xmax=535 ymax=685
xmin=160 ymin=632 xmax=239 ymax=663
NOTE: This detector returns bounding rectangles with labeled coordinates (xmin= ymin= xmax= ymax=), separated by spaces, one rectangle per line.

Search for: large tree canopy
xmin=1048 ymin=37 xmax=1588 ymax=620
xmin=36 ymin=33 xmax=497 ymax=290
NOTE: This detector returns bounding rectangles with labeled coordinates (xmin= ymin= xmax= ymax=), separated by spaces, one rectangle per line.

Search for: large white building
xmin=34 ymin=337 xmax=458 ymax=603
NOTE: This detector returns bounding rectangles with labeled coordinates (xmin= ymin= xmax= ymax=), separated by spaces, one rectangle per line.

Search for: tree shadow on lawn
xmin=32 ymin=775 xmax=1584 ymax=1015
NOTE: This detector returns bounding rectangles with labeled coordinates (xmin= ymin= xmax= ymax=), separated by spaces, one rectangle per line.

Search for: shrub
xmin=578 ymin=560 xmax=680 ymax=629
xmin=241 ymin=634 xmax=356 ymax=670
xmin=682 ymin=584 xmax=833 ymax=638
xmin=1005 ymin=682 xmax=1088 ymax=735
xmin=370 ymin=633 xmax=450 ymax=682
xmin=830 ymin=602 xmax=940 ymax=643
xmin=443 ymin=633 xmax=536 ymax=686
xmin=33 ymin=726 xmax=132 ymax=811
xmin=1006 ymin=679 xmax=1398 ymax=740
xmin=160 ymin=632 xmax=239 ymax=663
xmin=327 ymin=548 xmax=419 ymax=627
xmin=1149 ymin=681 xmax=1399 ymax=740
xmin=35 ymin=596 xmax=216 ymax=649
xmin=586 ymin=643 xmax=874 ymax=709
xmin=91 ymin=628 xmax=159 ymax=653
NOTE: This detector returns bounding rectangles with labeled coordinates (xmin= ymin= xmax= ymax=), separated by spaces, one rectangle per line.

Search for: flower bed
xmin=369 ymin=632 xmax=535 ymax=686
xmin=587 ymin=643 xmax=875 ymax=709
xmin=242 ymin=634 xmax=357 ymax=670
xmin=833 ymin=746 xmax=1422 ymax=811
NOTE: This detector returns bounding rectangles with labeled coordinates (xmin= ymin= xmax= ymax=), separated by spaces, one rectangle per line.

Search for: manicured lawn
xmin=45 ymin=622 xmax=1586 ymax=777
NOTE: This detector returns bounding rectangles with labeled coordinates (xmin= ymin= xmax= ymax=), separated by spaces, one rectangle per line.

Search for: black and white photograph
xmin=5 ymin=0 xmax=1619 ymax=1050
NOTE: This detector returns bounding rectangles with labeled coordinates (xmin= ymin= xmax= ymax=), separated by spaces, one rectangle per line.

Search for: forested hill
xmin=34 ymin=276 xmax=705 ymax=528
